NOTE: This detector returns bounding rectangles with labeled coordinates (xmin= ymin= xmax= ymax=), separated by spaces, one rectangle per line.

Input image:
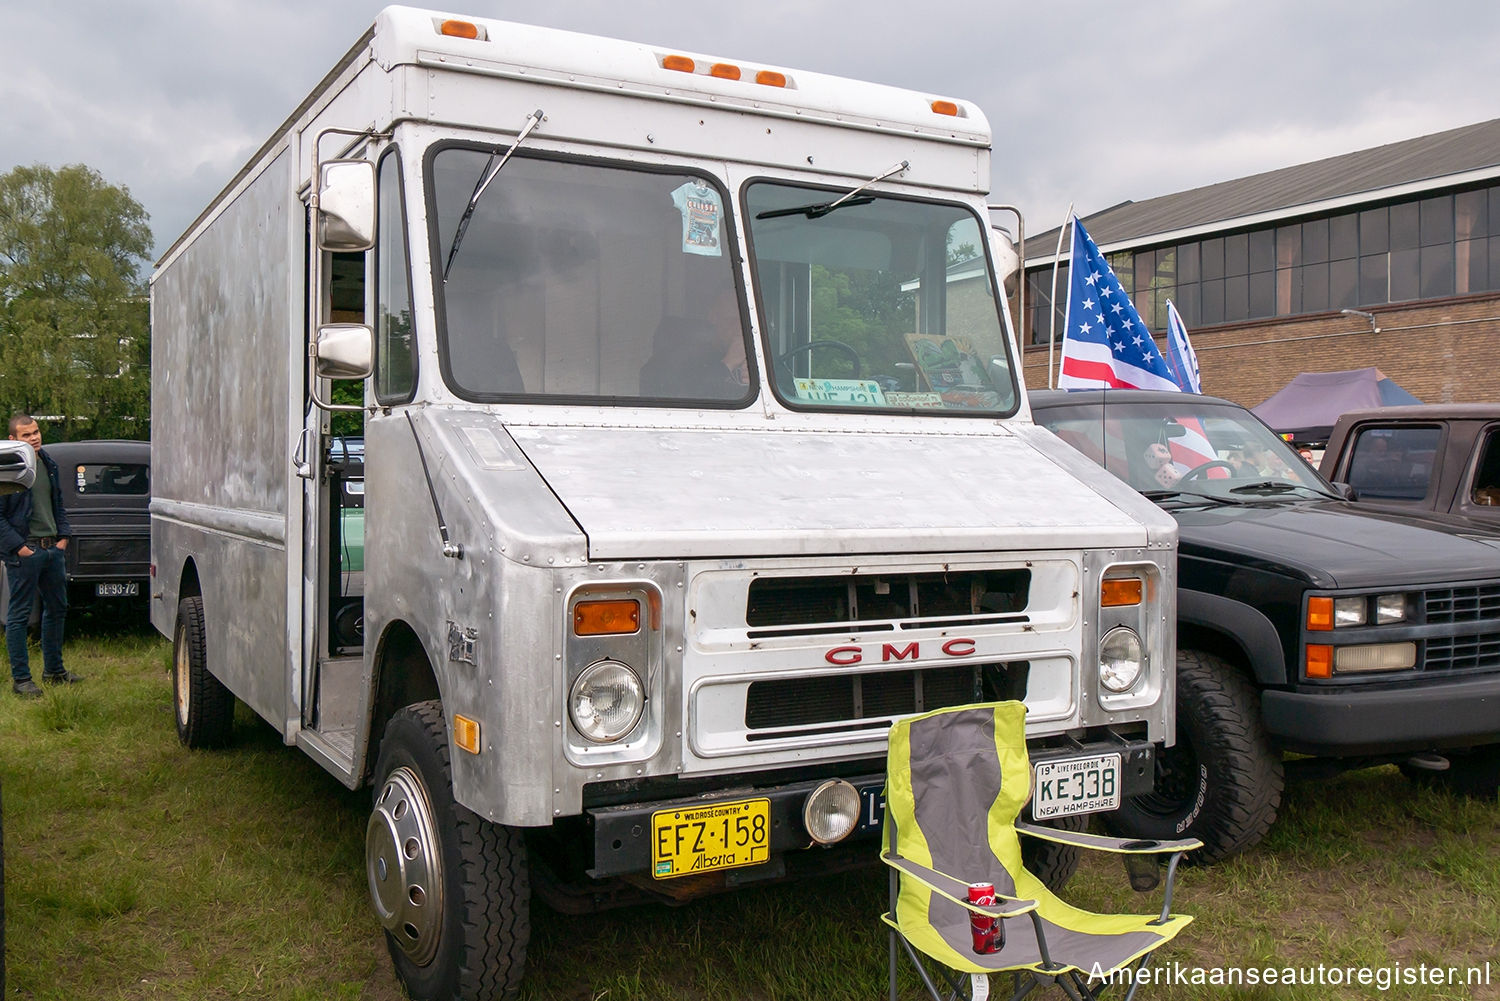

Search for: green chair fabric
xmin=882 ymin=701 xmax=1197 ymax=1000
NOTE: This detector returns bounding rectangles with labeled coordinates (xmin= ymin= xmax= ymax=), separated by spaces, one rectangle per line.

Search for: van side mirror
xmin=0 ymin=441 xmax=37 ymax=495
xmin=314 ymin=323 xmax=374 ymax=381
xmin=317 ymin=160 xmax=376 ymax=252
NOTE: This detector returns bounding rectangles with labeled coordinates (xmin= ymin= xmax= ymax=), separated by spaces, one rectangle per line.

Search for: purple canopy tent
xmin=1251 ymin=367 xmax=1422 ymax=443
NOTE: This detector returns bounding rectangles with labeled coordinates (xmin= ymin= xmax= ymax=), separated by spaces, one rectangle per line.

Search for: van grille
xmin=746 ymin=570 xmax=1029 ymax=637
xmin=744 ymin=662 xmax=1028 ymax=737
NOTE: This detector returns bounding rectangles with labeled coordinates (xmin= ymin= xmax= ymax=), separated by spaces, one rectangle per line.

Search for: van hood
xmin=507 ymin=424 xmax=1157 ymax=561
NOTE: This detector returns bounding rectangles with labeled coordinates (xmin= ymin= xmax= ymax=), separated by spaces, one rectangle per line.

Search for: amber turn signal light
xmin=1102 ymin=578 xmax=1144 ymax=607
xmin=1305 ymin=644 xmax=1333 ymax=679
xmin=1306 ymin=596 xmax=1333 ymax=631
xmin=574 ymin=599 xmax=641 ymax=636
xmin=453 ymin=714 xmax=481 ymax=754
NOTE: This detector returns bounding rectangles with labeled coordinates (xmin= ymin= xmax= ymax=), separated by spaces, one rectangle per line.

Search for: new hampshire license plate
xmin=1031 ymin=754 xmax=1121 ymax=820
xmin=651 ymin=797 xmax=770 ymax=879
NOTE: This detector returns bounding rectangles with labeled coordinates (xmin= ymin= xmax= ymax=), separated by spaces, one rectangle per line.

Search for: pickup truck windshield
xmin=1037 ymin=400 xmax=1333 ymax=498
xmin=428 ymin=146 xmax=754 ymax=405
xmin=744 ymin=182 xmax=1019 ymax=416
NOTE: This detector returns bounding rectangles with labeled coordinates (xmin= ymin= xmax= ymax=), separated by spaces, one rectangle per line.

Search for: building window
xmin=1024 ymin=181 xmax=1500 ymax=344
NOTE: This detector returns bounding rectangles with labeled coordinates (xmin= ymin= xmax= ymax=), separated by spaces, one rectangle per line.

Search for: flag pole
xmin=1047 ymin=202 xmax=1074 ymax=389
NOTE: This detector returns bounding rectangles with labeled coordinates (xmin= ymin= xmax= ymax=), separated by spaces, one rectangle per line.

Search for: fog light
xmin=1375 ymin=594 xmax=1407 ymax=624
xmin=1099 ymin=627 xmax=1144 ymax=693
xmin=569 ymin=660 xmax=645 ymax=742
xmin=803 ymin=779 xmax=861 ymax=845
xmin=1334 ymin=642 xmax=1417 ymax=673
xmin=1333 ymin=597 xmax=1367 ymax=627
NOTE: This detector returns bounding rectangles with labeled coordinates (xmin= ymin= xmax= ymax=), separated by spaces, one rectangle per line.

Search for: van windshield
xmin=744 ymin=182 xmax=1019 ymax=416
xmin=427 ymin=147 xmax=754 ymax=406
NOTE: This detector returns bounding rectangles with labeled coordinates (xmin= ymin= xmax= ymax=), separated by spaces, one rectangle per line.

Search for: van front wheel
xmin=367 ymin=701 xmax=530 ymax=1001
xmin=172 ymin=595 xmax=235 ymax=748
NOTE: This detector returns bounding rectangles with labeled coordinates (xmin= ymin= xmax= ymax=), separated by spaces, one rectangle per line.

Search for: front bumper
xmin=585 ymin=736 xmax=1155 ymax=878
xmin=1263 ymin=674 xmax=1500 ymax=756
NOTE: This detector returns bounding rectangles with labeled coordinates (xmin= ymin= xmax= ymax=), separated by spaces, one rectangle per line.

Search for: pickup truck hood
xmin=1174 ymin=498 xmax=1500 ymax=588
xmin=507 ymin=425 xmax=1157 ymax=560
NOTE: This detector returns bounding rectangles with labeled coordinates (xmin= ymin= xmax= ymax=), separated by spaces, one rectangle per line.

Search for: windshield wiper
xmin=755 ymin=159 xmax=909 ymax=220
xmin=1228 ymin=480 xmax=1302 ymax=495
xmin=443 ymin=108 xmax=545 ymax=281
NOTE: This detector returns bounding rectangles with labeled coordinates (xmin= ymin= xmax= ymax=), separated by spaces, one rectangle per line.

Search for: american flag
xmin=1058 ymin=217 xmax=1181 ymax=392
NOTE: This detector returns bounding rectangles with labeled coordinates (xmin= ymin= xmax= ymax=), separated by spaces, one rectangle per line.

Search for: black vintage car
xmin=2 ymin=441 xmax=151 ymax=619
xmin=1031 ymin=390 xmax=1500 ymax=862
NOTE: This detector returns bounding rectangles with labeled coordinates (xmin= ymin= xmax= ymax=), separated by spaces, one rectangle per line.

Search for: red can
xmin=967 ymin=882 xmax=1000 ymax=954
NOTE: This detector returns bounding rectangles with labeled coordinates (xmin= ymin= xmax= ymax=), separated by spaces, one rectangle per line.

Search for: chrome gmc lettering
xmin=824 ymin=638 xmax=976 ymax=665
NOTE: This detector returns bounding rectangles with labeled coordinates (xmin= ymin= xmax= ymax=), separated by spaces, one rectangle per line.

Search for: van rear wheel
xmin=172 ymin=595 xmax=235 ymax=748
xmin=368 ymin=701 xmax=530 ymax=1001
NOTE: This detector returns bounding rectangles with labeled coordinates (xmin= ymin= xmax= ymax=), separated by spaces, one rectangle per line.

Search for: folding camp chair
xmin=882 ymin=702 xmax=1197 ymax=1001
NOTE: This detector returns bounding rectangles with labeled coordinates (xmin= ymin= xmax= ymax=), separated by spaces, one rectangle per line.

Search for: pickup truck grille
xmin=1425 ymin=584 xmax=1500 ymax=624
xmin=744 ymin=662 xmax=1028 ymax=738
xmin=1425 ymin=635 xmax=1500 ymax=673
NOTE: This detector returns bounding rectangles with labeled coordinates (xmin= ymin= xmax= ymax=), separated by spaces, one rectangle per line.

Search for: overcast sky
xmin=4 ymin=0 xmax=1498 ymax=265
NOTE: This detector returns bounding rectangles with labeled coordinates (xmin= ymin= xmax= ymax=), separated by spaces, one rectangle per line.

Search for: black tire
xmin=1401 ymin=746 xmax=1500 ymax=800
xmin=1105 ymin=650 xmax=1283 ymax=864
xmin=1021 ymin=812 xmax=1087 ymax=891
xmin=368 ymin=702 xmax=530 ymax=1001
xmin=172 ymin=595 xmax=235 ymax=748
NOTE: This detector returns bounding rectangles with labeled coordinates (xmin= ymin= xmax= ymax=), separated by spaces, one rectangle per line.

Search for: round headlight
xmin=803 ymin=779 xmax=862 ymax=845
xmin=569 ymin=660 xmax=645 ymax=743
xmin=1099 ymin=627 xmax=1144 ymax=693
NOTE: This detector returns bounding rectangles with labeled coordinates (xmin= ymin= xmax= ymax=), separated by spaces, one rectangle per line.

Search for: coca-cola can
xmin=967 ymin=882 xmax=999 ymax=954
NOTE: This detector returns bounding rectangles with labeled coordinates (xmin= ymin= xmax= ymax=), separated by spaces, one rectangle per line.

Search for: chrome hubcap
xmin=366 ymin=766 xmax=443 ymax=964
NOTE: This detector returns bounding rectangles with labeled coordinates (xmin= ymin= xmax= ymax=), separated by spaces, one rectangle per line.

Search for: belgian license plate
xmin=1031 ymin=754 xmax=1121 ymax=820
xmin=651 ymin=797 xmax=770 ymax=879
xmin=95 ymin=582 xmax=139 ymax=598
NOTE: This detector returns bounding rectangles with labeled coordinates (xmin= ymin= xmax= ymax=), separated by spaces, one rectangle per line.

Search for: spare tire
xmin=1105 ymin=649 xmax=1282 ymax=864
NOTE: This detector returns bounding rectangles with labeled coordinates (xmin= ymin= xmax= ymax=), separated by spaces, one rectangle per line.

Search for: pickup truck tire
xmin=369 ymin=701 xmax=530 ymax=1001
xmin=1021 ymin=812 xmax=1086 ymax=891
xmin=172 ymin=596 xmax=235 ymax=748
xmin=1105 ymin=650 xmax=1282 ymax=863
xmin=1401 ymin=746 xmax=1500 ymax=800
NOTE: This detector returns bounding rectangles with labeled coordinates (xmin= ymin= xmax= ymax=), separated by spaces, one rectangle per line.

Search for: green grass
xmin=4 ymin=632 xmax=1499 ymax=1000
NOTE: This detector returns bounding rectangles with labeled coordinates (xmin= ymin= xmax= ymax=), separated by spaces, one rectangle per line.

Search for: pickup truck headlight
xmin=1334 ymin=597 xmax=1367 ymax=627
xmin=1099 ymin=627 xmax=1144 ymax=693
xmin=569 ymin=660 xmax=645 ymax=742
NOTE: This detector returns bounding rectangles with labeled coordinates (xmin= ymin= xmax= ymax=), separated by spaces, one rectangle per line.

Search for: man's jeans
xmin=7 ymin=547 xmax=68 ymax=681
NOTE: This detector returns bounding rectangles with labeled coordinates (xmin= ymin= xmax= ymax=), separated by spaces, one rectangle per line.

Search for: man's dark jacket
xmin=0 ymin=449 xmax=73 ymax=559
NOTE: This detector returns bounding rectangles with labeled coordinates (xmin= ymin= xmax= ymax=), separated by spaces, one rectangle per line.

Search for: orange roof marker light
xmin=662 ymin=54 xmax=696 ymax=73
xmin=437 ymin=18 xmax=485 ymax=40
xmin=930 ymin=100 xmax=961 ymax=117
xmin=710 ymin=63 xmax=742 ymax=81
xmin=755 ymin=70 xmax=787 ymax=88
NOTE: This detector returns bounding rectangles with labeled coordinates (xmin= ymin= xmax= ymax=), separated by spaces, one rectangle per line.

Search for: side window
xmin=1346 ymin=426 xmax=1440 ymax=500
xmin=375 ymin=150 xmax=417 ymax=403
xmin=1471 ymin=428 xmax=1500 ymax=506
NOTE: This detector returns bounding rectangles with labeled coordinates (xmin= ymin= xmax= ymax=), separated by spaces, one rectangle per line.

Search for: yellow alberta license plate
xmin=651 ymin=797 xmax=771 ymax=879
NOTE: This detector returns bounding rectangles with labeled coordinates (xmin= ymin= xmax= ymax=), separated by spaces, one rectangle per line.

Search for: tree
xmin=0 ymin=164 xmax=152 ymax=440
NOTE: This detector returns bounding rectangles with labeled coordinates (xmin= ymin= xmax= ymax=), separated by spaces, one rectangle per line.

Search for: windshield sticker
xmin=904 ymin=333 xmax=1001 ymax=409
xmin=792 ymin=378 xmax=888 ymax=406
xmin=883 ymin=391 xmax=946 ymax=409
xmin=671 ymin=181 xmax=723 ymax=257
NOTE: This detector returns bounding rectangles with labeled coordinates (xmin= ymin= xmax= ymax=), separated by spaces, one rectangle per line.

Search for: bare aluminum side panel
xmin=149 ymin=149 xmax=294 ymax=727
xmin=508 ymin=426 xmax=1152 ymax=560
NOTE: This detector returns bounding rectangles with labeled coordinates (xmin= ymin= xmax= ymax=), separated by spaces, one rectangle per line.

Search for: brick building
xmin=1019 ymin=118 xmax=1500 ymax=407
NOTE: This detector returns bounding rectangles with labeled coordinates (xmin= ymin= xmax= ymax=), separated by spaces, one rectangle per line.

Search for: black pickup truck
xmin=1030 ymin=390 xmax=1500 ymax=862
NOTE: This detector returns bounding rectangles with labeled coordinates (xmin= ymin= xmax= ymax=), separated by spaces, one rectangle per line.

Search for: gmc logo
xmin=824 ymin=638 xmax=976 ymax=666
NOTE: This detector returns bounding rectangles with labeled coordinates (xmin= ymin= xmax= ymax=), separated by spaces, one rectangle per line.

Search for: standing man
xmin=2 ymin=415 xmax=81 ymax=697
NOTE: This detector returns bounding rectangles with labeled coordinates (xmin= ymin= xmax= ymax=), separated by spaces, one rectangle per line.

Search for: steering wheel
xmin=774 ymin=340 xmax=862 ymax=380
xmin=1178 ymin=459 xmax=1237 ymax=482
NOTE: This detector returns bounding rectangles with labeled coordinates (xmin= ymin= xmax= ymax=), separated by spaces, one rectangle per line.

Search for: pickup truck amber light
xmin=1306 ymin=596 xmax=1334 ymax=631
xmin=1305 ymin=644 xmax=1333 ymax=678
xmin=1101 ymin=578 xmax=1143 ymax=607
xmin=574 ymin=599 xmax=641 ymax=636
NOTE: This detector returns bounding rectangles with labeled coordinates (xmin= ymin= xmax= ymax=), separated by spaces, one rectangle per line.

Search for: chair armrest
xmin=880 ymin=850 xmax=1038 ymax=919
xmin=1014 ymin=820 xmax=1201 ymax=855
